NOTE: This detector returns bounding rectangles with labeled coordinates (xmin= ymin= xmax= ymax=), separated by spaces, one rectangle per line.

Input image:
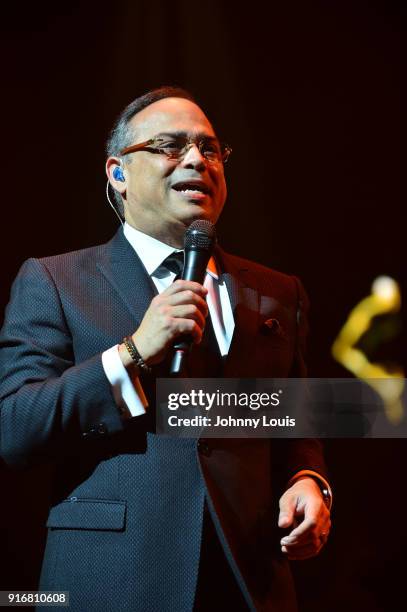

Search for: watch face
xmin=321 ymin=488 xmax=332 ymax=510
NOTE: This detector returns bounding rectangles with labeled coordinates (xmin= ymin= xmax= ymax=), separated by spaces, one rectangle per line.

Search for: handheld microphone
xmin=170 ymin=219 xmax=216 ymax=376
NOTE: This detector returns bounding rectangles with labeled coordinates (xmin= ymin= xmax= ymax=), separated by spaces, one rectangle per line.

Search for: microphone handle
xmin=170 ymin=248 xmax=211 ymax=376
xmin=181 ymin=248 xmax=210 ymax=283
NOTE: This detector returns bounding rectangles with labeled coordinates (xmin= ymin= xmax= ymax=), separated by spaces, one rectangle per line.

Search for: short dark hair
xmin=106 ymin=86 xmax=197 ymax=216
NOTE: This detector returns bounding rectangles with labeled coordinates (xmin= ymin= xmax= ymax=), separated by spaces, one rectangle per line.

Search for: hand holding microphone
xmin=170 ymin=220 xmax=216 ymax=375
xmin=119 ymin=220 xmax=216 ymax=374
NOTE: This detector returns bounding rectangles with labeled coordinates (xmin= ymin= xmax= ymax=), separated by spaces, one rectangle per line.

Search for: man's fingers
xmin=170 ymin=318 xmax=203 ymax=343
xmin=167 ymin=291 xmax=209 ymax=315
xmin=278 ymin=493 xmax=297 ymax=528
xmin=281 ymin=516 xmax=331 ymax=546
xmin=165 ymin=280 xmax=208 ymax=297
xmin=169 ymin=305 xmax=206 ymax=329
xmin=282 ymin=515 xmax=318 ymax=541
xmin=282 ymin=526 xmax=330 ymax=558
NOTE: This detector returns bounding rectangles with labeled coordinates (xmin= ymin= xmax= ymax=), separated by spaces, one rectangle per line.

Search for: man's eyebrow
xmin=154 ymin=131 xmax=218 ymax=140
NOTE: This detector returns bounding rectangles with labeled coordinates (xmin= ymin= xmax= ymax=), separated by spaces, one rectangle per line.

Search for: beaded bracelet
xmin=123 ymin=336 xmax=152 ymax=374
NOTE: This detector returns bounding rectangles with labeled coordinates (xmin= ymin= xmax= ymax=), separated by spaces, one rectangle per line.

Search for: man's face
xmin=109 ymin=97 xmax=227 ymax=247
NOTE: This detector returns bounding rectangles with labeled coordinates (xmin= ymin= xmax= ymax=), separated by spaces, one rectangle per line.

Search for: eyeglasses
xmin=120 ymin=135 xmax=232 ymax=164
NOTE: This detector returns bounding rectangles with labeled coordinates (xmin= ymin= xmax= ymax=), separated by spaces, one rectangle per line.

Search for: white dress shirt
xmin=101 ymin=223 xmax=235 ymax=417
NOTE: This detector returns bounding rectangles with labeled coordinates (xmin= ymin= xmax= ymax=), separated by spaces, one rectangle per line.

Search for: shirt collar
xmin=123 ymin=222 xmax=219 ymax=279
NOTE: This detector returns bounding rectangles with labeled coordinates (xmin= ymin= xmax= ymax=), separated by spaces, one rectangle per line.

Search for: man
xmin=0 ymin=87 xmax=331 ymax=611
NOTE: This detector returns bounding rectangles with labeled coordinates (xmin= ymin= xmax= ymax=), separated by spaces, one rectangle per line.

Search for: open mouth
xmin=171 ymin=181 xmax=211 ymax=196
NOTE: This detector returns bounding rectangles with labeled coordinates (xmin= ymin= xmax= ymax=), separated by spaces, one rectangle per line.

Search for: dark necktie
xmin=162 ymin=251 xmax=184 ymax=280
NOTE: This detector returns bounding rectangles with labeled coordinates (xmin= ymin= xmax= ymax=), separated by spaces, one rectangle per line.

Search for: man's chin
xmin=174 ymin=203 xmax=215 ymax=225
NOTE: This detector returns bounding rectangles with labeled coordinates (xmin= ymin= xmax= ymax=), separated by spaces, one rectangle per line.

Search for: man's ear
xmin=106 ymin=157 xmax=127 ymax=195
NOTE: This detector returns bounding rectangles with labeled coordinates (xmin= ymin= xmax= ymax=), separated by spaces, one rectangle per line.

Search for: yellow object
xmin=332 ymin=276 xmax=404 ymax=424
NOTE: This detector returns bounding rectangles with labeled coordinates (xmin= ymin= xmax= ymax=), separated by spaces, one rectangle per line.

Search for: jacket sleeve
xmin=276 ymin=275 xmax=329 ymax=487
xmin=0 ymin=258 xmax=126 ymax=467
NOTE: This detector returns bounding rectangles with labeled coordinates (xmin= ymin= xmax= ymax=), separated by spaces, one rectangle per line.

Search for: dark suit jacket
xmin=0 ymin=227 xmax=327 ymax=612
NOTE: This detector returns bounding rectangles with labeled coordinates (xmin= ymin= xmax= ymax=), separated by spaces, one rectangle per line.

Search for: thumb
xmin=278 ymin=492 xmax=297 ymax=528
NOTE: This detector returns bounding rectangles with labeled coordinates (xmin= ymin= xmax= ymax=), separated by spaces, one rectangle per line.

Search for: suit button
xmin=197 ymin=439 xmax=211 ymax=457
xmin=260 ymin=318 xmax=280 ymax=334
xmin=82 ymin=427 xmax=96 ymax=438
xmin=97 ymin=423 xmax=107 ymax=435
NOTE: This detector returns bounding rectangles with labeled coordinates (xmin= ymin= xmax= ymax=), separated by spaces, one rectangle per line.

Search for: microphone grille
xmin=185 ymin=220 xmax=216 ymax=250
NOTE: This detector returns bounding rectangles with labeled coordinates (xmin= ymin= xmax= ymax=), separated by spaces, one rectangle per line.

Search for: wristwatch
xmin=288 ymin=471 xmax=332 ymax=511
xmin=319 ymin=484 xmax=332 ymax=511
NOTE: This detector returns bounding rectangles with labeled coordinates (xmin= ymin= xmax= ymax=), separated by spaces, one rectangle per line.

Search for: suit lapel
xmin=97 ymin=228 xmax=157 ymax=326
xmin=215 ymin=247 xmax=261 ymax=375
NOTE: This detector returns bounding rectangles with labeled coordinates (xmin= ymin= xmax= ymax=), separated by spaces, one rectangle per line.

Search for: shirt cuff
xmin=287 ymin=469 xmax=333 ymax=510
xmin=102 ymin=345 xmax=148 ymax=418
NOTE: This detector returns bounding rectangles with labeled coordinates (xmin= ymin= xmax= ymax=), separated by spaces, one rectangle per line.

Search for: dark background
xmin=0 ymin=1 xmax=404 ymax=610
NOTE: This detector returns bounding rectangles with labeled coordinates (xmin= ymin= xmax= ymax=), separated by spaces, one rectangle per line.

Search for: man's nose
xmin=181 ymin=143 xmax=206 ymax=170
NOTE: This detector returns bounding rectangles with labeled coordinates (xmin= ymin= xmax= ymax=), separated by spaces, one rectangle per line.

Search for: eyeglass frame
xmin=119 ymin=134 xmax=232 ymax=163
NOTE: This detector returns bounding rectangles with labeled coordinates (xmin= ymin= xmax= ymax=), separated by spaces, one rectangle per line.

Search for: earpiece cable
xmin=106 ymin=180 xmax=124 ymax=226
